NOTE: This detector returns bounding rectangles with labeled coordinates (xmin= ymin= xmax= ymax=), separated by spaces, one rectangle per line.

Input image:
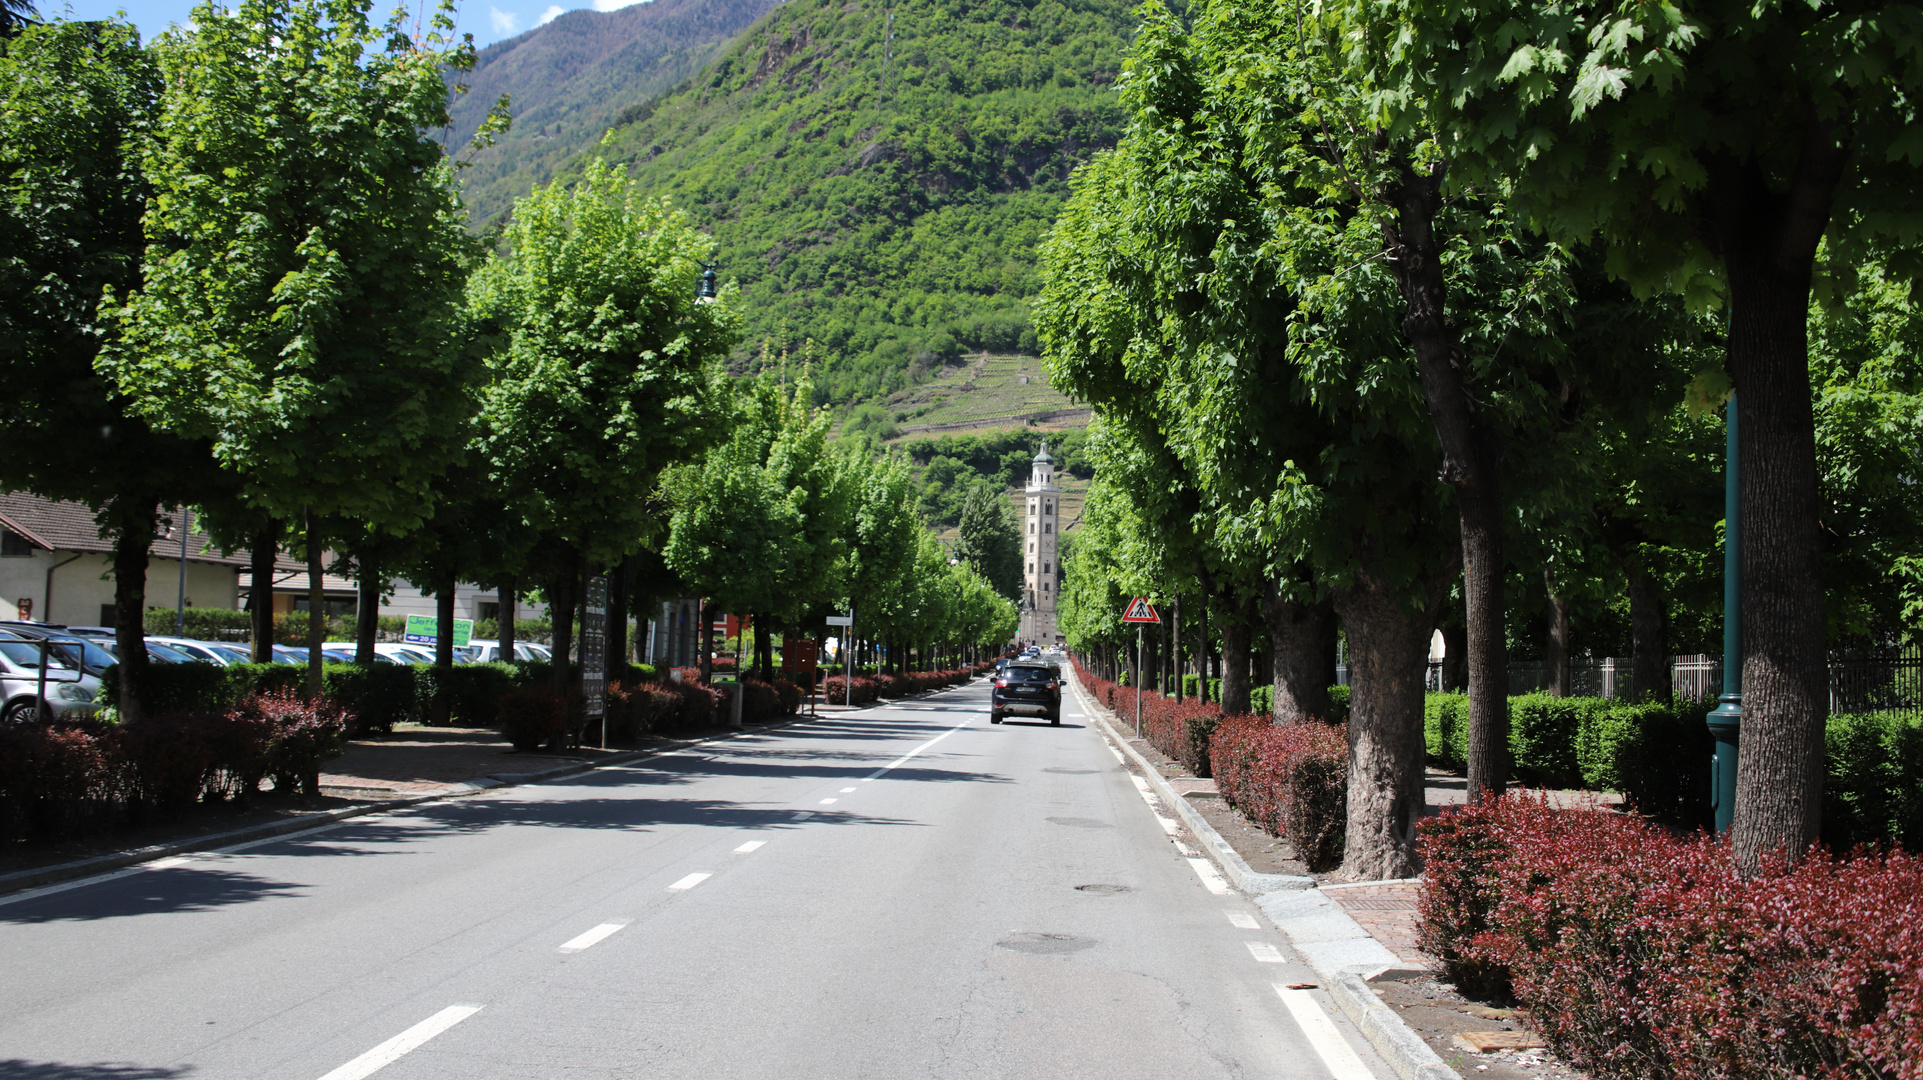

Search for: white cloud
xmin=488 ymin=6 xmax=520 ymax=33
xmin=538 ymin=4 xmax=566 ymax=23
xmin=593 ymin=0 xmax=649 ymax=11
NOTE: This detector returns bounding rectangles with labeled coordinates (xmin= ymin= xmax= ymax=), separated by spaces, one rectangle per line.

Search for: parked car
xmin=457 ymin=640 xmax=547 ymax=664
xmin=990 ymin=661 xmax=1062 ymax=725
xmin=0 ymin=623 xmax=131 ymax=677
xmin=69 ymin=631 xmax=197 ymax=668
xmin=0 ymin=638 xmax=103 ymax=722
xmin=144 ymin=636 xmax=241 ymax=665
xmin=318 ymin=642 xmax=420 ymax=665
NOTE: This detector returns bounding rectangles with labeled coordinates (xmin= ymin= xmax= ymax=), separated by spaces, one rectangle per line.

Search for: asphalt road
xmin=0 ymin=677 xmax=1394 ymax=1080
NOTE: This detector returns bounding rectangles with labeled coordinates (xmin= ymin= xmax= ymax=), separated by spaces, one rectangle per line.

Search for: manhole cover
xmin=1075 ymin=884 xmax=1130 ymax=894
xmin=997 ymin=932 xmax=1098 ymax=955
xmin=1043 ymin=767 xmax=1097 ymax=774
xmin=1046 ymin=816 xmax=1112 ymax=829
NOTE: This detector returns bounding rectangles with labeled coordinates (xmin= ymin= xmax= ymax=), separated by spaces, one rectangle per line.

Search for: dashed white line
xmin=1226 ymin=911 xmax=1261 ymax=930
xmin=1186 ymin=857 xmax=1232 ymax=895
xmin=667 ymin=873 xmax=711 ymax=891
xmin=819 ymin=798 xmax=838 ymax=805
xmin=791 ymin=811 xmax=814 ymax=820
xmin=315 ymin=1004 xmax=482 ymax=1080
xmin=558 ymin=922 xmax=628 ymax=953
xmin=733 ymin=840 xmax=766 ymax=853
xmin=1274 ymin=985 xmax=1377 ymax=1080
xmin=1245 ymin=941 xmax=1286 ymax=963
xmin=861 ymin=718 xmax=974 ymax=781
xmin=840 ymin=787 xmax=857 ymax=793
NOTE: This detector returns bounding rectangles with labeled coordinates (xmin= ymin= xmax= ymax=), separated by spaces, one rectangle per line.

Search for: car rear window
xmin=1003 ymin=666 xmax=1054 ymax=683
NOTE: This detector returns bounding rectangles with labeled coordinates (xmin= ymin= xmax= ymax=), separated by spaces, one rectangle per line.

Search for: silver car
xmin=0 ymin=639 xmax=104 ymax=723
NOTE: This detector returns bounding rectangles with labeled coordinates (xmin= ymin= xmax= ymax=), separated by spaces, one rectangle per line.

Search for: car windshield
xmin=0 ymin=641 xmax=78 ymax=671
xmin=47 ymin=637 xmax=118 ymax=670
xmin=1003 ymin=666 xmax=1054 ymax=683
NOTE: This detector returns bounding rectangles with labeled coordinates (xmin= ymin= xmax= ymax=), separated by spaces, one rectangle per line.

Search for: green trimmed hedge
xmin=1825 ymin=711 xmax=1923 ymax=851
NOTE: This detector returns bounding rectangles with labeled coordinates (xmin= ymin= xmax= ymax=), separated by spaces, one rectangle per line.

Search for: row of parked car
xmin=0 ymin=621 xmax=554 ymax=724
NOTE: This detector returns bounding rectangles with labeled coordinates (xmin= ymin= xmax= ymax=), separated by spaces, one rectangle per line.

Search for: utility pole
xmin=1708 ymin=392 xmax=1741 ymax=832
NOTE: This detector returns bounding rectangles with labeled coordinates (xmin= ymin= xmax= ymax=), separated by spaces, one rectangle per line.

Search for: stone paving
xmin=1321 ymin=880 xmax=1431 ymax=967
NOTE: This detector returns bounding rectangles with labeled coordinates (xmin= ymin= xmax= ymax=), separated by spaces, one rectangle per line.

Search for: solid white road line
xmin=558 ymin=922 xmax=629 ymax=953
xmin=1226 ymin=911 xmax=1261 ymax=930
xmin=315 ymin=1004 xmax=483 ymax=1080
xmin=1186 ymin=857 xmax=1233 ymax=895
xmin=1245 ymin=941 xmax=1286 ymax=963
xmin=733 ymin=840 xmax=766 ymax=853
xmin=1102 ymin=738 xmax=1127 ymax=764
xmin=1155 ymin=814 xmax=1182 ymax=836
xmin=667 ymin=873 xmax=712 ymax=891
xmin=1274 ymin=985 xmax=1377 ymax=1080
xmin=1129 ymin=775 xmax=1153 ymax=794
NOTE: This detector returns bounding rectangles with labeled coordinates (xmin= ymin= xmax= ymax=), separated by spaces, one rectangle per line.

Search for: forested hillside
xmin=583 ymin=0 xmax=1133 ymax=405
xmin=448 ymin=0 xmax=780 ymax=225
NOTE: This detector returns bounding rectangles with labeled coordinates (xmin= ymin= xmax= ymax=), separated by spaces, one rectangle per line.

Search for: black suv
xmin=991 ymin=662 xmax=1061 ymax=725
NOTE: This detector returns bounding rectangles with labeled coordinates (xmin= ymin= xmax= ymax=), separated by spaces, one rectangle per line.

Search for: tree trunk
xmin=1171 ymin=595 xmax=1183 ymax=700
xmin=549 ymin=551 xmax=577 ymax=701
xmin=1265 ymin=584 xmax=1334 ymax=724
xmin=1219 ymin=598 xmax=1253 ymax=716
xmin=108 ymin=500 xmax=157 ymax=725
xmin=1334 ymin=573 xmax=1433 ymax=880
xmin=1622 ymin=557 xmax=1669 ymax=701
xmin=1196 ymin=591 xmax=1212 ymax=705
xmin=250 ymin=524 xmax=277 ymax=663
xmin=698 ymin=596 xmax=712 ymax=683
xmin=1440 ymin=618 xmax=1467 ymax=693
xmin=607 ymin=555 xmax=630 ymax=679
xmin=498 ymin=577 xmax=517 ymax=663
xmin=304 ymin=514 xmax=323 ymax=701
xmin=755 ymin=614 xmax=771 ymax=681
xmin=355 ymin=557 xmax=379 ymax=665
xmin=1544 ymin=568 xmax=1572 ymax=698
xmin=1723 ymin=215 xmax=1831 ymax=871
xmin=1382 ymin=160 xmax=1509 ymax=803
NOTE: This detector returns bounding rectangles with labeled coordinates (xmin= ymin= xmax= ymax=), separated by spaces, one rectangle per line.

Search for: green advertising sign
xmin=404 ymin=614 xmax=472 ymax=647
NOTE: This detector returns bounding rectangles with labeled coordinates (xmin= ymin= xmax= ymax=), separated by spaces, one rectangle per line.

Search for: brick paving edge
xmin=1066 ymin=671 xmax=1458 ymax=1080
xmin=0 ymin=683 xmax=991 ymax=901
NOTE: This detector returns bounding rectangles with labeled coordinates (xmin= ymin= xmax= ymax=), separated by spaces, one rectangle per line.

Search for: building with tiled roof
xmin=0 ymin=492 xmax=250 ymax=626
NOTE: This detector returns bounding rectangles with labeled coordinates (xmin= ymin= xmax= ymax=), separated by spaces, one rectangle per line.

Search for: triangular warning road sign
xmin=1121 ymin=596 xmax=1161 ymax=623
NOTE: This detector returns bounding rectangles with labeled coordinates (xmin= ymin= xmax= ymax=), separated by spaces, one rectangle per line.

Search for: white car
xmin=0 ymin=639 xmax=104 ymax=723
xmin=458 ymin=640 xmax=550 ymax=664
xmin=146 ymin=636 xmax=244 ymax=666
xmin=320 ymin=642 xmax=437 ymax=665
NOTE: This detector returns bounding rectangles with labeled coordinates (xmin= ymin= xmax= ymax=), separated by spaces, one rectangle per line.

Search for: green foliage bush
xmin=322 ymin=665 xmax=419 ymax=734
xmin=1825 ymin=711 xmax=1923 ymax=851
xmin=1574 ymin=698 xmax=1714 ymax=829
xmin=1424 ymin=692 xmax=1469 ymax=769
xmin=142 ymin=607 xmax=254 ymax=640
xmin=416 ymin=663 xmax=519 ymax=727
xmin=1509 ymin=693 xmax=1584 ymax=788
xmin=1326 ymin=684 xmax=1351 ymax=725
xmin=100 ymin=662 xmax=231 ymax=717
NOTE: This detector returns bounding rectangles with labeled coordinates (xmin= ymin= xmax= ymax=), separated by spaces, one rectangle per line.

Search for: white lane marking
xmin=1187 ymin=857 xmax=1232 ymax=895
xmin=862 ymin=718 xmax=974 ymax=781
xmin=840 ymin=787 xmax=857 ymax=793
xmin=1155 ymin=815 xmax=1182 ymax=836
xmin=1227 ymin=911 xmax=1261 ymax=930
xmin=819 ymin=798 xmax=838 ymax=805
xmin=733 ymin=840 xmax=766 ymax=853
xmin=791 ymin=811 xmax=814 ymax=820
xmin=1102 ymin=739 xmax=1126 ymax=764
xmin=667 ymin=873 xmax=711 ymax=891
xmin=1175 ymin=841 xmax=1202 ymax=858
xmin=1274 ymin=985 xmax=1377 ymax=1080
xmin=1246 ymin=941 xmax=1286 ymax=963
xmin=316 ymin=1004 xmax=483 ymax=1080
xmin=558 ymin=921 xmax=629 ymax=953
xmin=1129 ymin=775 xmax=1152 ymax=794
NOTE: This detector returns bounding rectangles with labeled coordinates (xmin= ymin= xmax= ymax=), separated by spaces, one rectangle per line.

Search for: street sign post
xmin=582 ymin=574 xmax=608 ymax=747
xmin=782 ymin=638 xmax=821 ymax=716
xmin=1120 ymin=598 xmax=1160 ymax=735
xmin=832 ymin=610 xmax=854 ymax=706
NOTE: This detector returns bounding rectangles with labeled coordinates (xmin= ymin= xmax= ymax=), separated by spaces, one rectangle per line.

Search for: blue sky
xmin=36 ymin=0 xmax=644 ymax=50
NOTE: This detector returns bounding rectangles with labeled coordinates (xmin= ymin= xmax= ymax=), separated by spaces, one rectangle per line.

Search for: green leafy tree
xmin=0 ymin=18 xmax=227 ymax=719
xmin=954 ymin=483 xmax=1022 ymax=601
xmin=101 ymin=0 xmax=484 ymax=696
xmin=472 ymin=153 xmax=740 ymax=696
xmin=1352 ymin=0 xmax=1923 ymax=867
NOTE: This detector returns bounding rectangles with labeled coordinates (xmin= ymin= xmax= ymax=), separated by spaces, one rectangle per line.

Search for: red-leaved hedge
xmin=1210 ymin=714 xmax=1348 ymax=872
xmin=1418 ymin=795 xmax=1922 ymax=1080
xmin=1073 ymin=660 xmax=1222 ymax=775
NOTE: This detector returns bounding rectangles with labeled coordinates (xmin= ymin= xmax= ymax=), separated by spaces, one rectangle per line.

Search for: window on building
xmin=1029 ymin=522 xmax=1035 ymax=534
xmin=98 ymin=604 xmax=117 ymax=628
xmin=1044 ymin=523 xmax=1052 ymax=533
xmin=1043 ymin=582 xmax=1050 ymax=592
xmin=1029 ymin=503 xmax=1037 ymax=515
xmin=1 ymin=531 xmax=33 ymax=558
xmin=1027 ymin=562 xmax=1033 ymax=574
xmin=1028 ymin=542 xmax=1034 ymax=553
xmin=1045 ymin=501 xmax=1052 ymax=514
xmin=1044 ymin=562 xmax=1051 ymax=574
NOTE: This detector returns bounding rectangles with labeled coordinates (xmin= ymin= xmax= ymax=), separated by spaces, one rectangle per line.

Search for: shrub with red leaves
xmin=1073 ymin=660 xmax=1224 ymax=777
xmin=1418 ymin=795 xmax=1923 ymax=1080
xmin=1210 ymin=714 xmax=1348 ymax=871
xmin=497 ymin=687 xmax=567 ymax=751
xmin=822 ymin=675 xmax=879 ymax=704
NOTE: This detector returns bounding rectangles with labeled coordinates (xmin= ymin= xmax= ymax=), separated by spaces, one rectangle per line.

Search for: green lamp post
xmin=1707 ymin=391 xmax=1741 ymax=832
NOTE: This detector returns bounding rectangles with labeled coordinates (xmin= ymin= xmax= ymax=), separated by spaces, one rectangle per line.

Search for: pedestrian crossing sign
xmin=1121 ymin=597 xmax=1161 ymax=624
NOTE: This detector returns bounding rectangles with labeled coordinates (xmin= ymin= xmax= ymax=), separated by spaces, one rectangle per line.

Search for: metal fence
xmin=1408 ymin=645 xmax=1919 ymax=719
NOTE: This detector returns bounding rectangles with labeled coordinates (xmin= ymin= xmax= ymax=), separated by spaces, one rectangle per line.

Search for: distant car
xmin=0 ymin=639 xmax=103 ymax=723
xmin=0 ymin=624 xmax=125 ymax=677
xmin=319 ymin=642 xmax=428 ymax=665
xmin=990 ymin=661 xmax=1062 ymax=725
xmin=144 ymin=636 xmax=239 ymax=665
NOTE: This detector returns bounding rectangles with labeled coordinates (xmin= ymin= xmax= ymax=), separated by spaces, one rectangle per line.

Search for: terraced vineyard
xmin=883 ymin=354 xmax=1089 ymax=435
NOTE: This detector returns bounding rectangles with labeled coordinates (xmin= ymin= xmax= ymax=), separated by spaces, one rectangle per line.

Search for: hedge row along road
xmin=0 ymin=681 xmax=1391 ymax=1079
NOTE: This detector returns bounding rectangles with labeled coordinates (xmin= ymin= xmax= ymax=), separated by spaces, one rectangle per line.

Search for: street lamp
xmin=696 ymin=259 xmax=718 ymax=304
xmin=1707 ymin=391 xmax=1741 ymax=833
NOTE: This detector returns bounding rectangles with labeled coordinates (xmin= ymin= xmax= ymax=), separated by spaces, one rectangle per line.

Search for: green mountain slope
xmin=588 ymin=0 xmax=1133 ymax=404
xmin=449 ymin=0 xmax=780 ymax=225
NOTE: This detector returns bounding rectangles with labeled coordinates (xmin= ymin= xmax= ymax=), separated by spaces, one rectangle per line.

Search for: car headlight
xmin=56 ymin=683 xmax=95 ymax=702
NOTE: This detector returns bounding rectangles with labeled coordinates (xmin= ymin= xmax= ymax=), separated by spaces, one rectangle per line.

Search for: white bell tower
xmin=1018 ymin=442 xmax=1061 ymax=646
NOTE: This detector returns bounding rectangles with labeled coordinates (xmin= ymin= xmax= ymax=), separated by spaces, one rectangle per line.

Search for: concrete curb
xmin=1066 ymin=672 xmax=1458 ymax=1080
xmin=0 ymin=696 xmax=918 ymax=900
